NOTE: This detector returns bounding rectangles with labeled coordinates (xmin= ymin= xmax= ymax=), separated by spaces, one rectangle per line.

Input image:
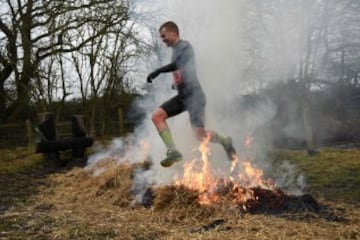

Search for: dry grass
xmin=0 ymin=147 xmax=359 ymax=239
xmin=15 ymin=164 xmax=360 ymax=239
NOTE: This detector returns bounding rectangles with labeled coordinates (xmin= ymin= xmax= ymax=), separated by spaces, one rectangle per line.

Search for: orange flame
xmin=174 ymin=133 xmax=274 ymax=206
xmin=244 ymin=133 xmax=253 ymax=149
xmin=175 ymin=134 xmax=220 ymax=204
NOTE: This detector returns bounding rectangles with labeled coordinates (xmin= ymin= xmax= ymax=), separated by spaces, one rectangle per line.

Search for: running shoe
xmin=160 ymin=149 xmax=183 ymax=167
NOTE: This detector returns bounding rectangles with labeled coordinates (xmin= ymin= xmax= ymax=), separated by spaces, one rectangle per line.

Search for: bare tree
xmin=321 ymin=0 xmax=360 ymax=85
xmin=241 ymin=0 xmax=360 ymax=152
xmin=0 ymin=0 xmax=132 ymax=121
xmin=67 ymin=14 xmax=148 ymax=135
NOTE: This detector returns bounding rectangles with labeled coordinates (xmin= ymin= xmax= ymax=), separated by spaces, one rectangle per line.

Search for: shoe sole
xmin=160 ymin=156 xmax=182 ymax=167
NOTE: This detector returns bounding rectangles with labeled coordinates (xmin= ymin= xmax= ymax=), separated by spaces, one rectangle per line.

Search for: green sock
xmin=210 ymin=131 xmax=226 ymax=145
xmin=159 ymin=128 xmax=176 ymax=150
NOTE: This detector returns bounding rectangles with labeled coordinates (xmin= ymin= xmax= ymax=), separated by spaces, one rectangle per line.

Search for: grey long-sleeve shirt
xmin=157 ymin=40 xmax=203 ymax=96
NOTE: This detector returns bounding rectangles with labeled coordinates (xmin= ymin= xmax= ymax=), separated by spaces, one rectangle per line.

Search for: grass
xmin=270 ymin=148 xmax=360 ymax=202
xmin=0 ymin=148 xmax=46 ymax=239
xmin=0 ymin=147 xmax=44 ymax=174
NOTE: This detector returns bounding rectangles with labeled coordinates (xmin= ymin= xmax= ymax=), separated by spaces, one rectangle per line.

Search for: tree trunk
xmin=301 ymin=97 xmax=316 ymax=154
xmin=9 ymin=0 xmax=34 ymax=121
xmin=299 ymin=1 xmax=317 ymax=155
xmin=0 ymin=79 xmax=6 ymax=122
xmin=0 ymin=58 xmax=13 ymax=122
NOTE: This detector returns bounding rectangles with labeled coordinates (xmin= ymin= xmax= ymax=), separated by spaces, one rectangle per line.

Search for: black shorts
xmin=160 ymin=91 xmax=206 ymax=128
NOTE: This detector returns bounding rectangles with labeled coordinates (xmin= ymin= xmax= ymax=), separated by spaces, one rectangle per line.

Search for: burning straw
xmin=170 ymin=134 xmax=280 ymax=211
xmin=81 ymin=133 xmax=320 ymax=216
xmin=25 ymin=135 xmax=354 ymax=239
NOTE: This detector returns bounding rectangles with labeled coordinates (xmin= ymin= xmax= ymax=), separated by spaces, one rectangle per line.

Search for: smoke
xmin=86 ymin=0 xmax=309 ymax=197
xmin=272 ymin=161 xmax=307 ymax=196
xmin=143 ymin=0 xmax=277 ymax=170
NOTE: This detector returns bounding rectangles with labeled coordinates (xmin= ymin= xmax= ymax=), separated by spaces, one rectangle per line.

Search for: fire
xmin=244 ymin=133 xmax=253 ymax=149
xmin=174 ymin=134 xmax=220 ymax=204
xmin=174 ymin=133 xmax=274 ymax=206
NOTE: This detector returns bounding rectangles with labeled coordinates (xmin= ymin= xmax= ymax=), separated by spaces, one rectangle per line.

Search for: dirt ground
xmin=0 ymin=153 xmax=359 ymax=240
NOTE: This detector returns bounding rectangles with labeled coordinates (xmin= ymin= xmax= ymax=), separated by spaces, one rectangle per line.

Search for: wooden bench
xmin=34 ymin=113 xmax=93 ymax=162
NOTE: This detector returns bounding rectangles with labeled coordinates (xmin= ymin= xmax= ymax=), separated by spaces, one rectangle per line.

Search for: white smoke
xmin=139 ymin=0 xmax=276 ymax=175
xmin=272 ymin=161 xmax=307 ymax=196
xmin=86 ymin=0 xmax=308 ymax=195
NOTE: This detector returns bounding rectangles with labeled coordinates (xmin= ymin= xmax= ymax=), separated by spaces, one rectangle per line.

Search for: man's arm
xmin=147 ymin=62 xmax=177 ymax=82
xmin=147 ymin=42 xmax=192 ymax=82
xmin=156 ymin=61 xmax=177 ymax=73
xmin=156 ymin=42 xmax=193 ymax=73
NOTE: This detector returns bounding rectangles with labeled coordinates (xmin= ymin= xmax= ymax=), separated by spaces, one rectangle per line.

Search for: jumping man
xmin=147 ymin=21 xmax=236 ymax=167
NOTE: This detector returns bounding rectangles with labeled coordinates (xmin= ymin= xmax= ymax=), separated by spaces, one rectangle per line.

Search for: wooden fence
xmin=0 ymin=118 xmax=135 ymax=148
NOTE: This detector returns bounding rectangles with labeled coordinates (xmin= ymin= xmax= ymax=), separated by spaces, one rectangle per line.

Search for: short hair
xmin=159 ymin=21 xmax=179 ymax=35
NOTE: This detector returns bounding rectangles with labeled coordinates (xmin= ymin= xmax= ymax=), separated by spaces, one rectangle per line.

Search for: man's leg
xmin=209 ymin=131 xmax=236 ymax=161
xmin=186 ymin=91 xmax=236 ymax=161
xmin=193 ymin=127 xmax=236 ymax=161
xmin=152 ymin=108 xmax=175 ymax=149
xmin=152 ymin=106 xmax=183 ymax=167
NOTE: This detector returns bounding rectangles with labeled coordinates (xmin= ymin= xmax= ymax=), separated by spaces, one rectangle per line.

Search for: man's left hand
xmin=147 ymin=70 xmax=160 ymax=83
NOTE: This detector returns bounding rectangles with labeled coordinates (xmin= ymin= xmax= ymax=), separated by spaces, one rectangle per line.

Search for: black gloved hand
xmin=147 ymin=70 xmax=160 ymax=83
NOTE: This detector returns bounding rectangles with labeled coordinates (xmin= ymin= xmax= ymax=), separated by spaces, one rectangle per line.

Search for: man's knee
xmin=152 ymin=108 xmax=167 ymax=124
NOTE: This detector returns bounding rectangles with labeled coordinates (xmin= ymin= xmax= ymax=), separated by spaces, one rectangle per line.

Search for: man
xmin=147 ymin=21 xmax=236 ymax=167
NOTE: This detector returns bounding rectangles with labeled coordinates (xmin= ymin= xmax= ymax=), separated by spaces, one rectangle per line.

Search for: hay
xmin=95 ymin=164 xmax=134 ymax=207
xmin=153 ymin=185 xmax=200 ymax=211
xmin=22 ymin=160 xmax=359 ymax=240
xmin=152 ymin=185 xmax=216 ymax=224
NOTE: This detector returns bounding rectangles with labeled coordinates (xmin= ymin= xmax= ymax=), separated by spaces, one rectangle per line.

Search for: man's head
xmin=159 ymin=21 xmax=180 ymax=47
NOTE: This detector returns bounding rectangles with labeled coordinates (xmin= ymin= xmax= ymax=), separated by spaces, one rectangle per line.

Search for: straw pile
xmin=30 ymin=161 xmax=359 ymax=239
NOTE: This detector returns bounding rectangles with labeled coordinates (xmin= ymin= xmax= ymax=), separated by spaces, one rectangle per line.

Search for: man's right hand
xmin=147 ymin=70 xmax=160 ymax=83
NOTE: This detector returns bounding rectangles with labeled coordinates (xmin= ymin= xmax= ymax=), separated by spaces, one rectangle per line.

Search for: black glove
xmin=147 ymin=70 xmax=160 ymax=83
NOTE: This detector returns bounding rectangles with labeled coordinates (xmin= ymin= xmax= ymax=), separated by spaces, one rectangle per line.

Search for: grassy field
xmin=0 ymin=144 xmax=359 ymax=239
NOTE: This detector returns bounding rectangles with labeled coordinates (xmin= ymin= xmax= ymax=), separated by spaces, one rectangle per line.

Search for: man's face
xmin=159 ymin=27 xmax=178 ymax=47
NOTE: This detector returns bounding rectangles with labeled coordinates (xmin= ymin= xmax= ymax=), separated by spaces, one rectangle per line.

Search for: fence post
xmin=25 ymin=119 xmax=34 ymax=152
xmin=72 ymin=115 xmax=87 ymax=158
xmin=118 ymin=108 xmax=124 ymax=136
xmin=38 ymin=112 xmax=57 ymax=141
xmin=72 ymin=114 xmax=86 ymax=137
